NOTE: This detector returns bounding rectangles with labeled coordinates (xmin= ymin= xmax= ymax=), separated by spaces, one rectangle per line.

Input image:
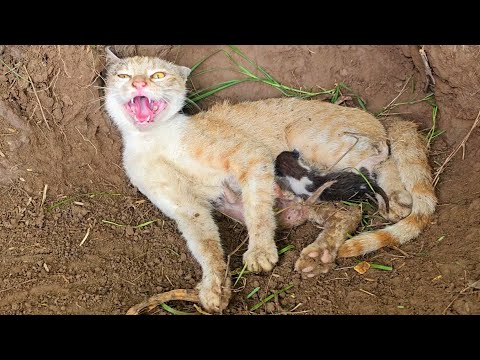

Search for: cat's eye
xmin=117 ymin=74 xmax=130 ymax=79
xmin=151 ymin=72 xmax=166 ymax=79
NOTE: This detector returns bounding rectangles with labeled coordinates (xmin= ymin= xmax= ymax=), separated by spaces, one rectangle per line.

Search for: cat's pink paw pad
xmin=295 ymin=244 xmax=336 ymax=278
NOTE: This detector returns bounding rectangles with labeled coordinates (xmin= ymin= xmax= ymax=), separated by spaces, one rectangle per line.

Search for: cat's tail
xmin=338 ymin=120 xmax=437 ymax=257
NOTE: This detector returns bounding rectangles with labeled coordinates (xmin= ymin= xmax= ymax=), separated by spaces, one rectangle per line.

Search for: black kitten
xmin=275 ymin=150 xmax=389 ymax=212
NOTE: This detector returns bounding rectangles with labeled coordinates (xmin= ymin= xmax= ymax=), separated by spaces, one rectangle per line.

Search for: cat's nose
xmin=132 ymin=79 xmax=147 ymax=89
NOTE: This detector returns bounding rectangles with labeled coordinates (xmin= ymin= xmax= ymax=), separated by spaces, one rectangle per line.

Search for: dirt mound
xmin=0 ymin=45 xmax=478 ymax=314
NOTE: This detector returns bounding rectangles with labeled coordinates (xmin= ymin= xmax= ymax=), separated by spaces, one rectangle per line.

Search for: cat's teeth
xmin=130 ymin=99 xmax=134 ymax=105
xmin=146 ymin=115 xmax=151 ymax=122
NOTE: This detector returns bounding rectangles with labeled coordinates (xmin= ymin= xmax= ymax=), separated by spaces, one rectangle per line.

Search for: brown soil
xmin=0 ymin=45 xmax=478 ymax=315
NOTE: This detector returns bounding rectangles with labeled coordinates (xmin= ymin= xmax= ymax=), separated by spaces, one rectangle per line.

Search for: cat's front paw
xmin=197 ymin=274 xmax=231 ymax=313
xmin=295 ymin=242 xmax=336 ymax=278
xmin=243 ymin=243 xmax=279 ymax=272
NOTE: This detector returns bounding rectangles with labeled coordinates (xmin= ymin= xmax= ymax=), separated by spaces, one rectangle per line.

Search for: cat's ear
xmin=178 ymin=66 xmax=192 ymax=81
xmin=105 ymin=46 xmax=121 ymax=64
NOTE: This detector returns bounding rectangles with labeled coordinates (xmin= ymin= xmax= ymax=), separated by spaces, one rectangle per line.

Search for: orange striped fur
xmin=104 ymin=50 xmax=436 ymax=312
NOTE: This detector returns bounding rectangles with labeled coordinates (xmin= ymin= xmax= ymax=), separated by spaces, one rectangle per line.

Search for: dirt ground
xmin=0 ymin=45 xmax=479 ymax=315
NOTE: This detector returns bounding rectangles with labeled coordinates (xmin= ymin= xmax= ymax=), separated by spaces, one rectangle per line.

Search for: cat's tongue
xmin=133 ymin=96 xmax=153 ymax=123
xmin=127 ymin=96 xmax=167 ymax=124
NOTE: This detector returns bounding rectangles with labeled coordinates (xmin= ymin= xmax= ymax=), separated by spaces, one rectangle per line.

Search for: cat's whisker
xmin=84 ymin=96 xmax=108 ymax=105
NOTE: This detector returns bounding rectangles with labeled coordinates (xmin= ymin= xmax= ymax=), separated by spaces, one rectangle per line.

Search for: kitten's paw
xmin=197 ymin=274 xmax=231 ymax=313
xmin=243 ymin=243 xmax=279 ymax=272
xmin=295 ymin=243 xmax=336 ymax=278
xmin=381 ymin=190 xmax=412 ymax=222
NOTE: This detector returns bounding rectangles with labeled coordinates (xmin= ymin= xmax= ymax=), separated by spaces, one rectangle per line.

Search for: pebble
xmin=125 ymin=226 xmax=134 ymax=237
xmin=180 ymin=253 xmax=187 ymax=262
xmin=252 ymin=280 xmax=260 ymax=288
xmin=265 ymin=302 xmax=276 ymax=313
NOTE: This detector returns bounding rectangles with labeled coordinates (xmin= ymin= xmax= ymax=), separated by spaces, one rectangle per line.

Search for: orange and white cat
xmin=104 ymin=48 xmax=436 ymax=313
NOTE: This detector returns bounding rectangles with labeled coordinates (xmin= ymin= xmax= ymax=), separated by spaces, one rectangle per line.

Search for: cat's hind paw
xmin=294 ymin=243 xmax=336 ymax=278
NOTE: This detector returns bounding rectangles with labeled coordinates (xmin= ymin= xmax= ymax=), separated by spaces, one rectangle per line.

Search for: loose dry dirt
xmin=0 ymin=45 xmax=478 ymax=315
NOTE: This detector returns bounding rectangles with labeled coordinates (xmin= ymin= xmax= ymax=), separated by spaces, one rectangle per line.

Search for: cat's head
xmin=104 ymin=47 xmax=191 ymax=130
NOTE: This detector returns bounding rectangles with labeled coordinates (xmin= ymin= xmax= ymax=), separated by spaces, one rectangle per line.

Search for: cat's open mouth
xmin=124 ymin=96 xmax=167 ymax=124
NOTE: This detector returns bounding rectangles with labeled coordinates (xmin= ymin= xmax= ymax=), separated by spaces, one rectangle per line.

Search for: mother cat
xmin=104 ymin=48 xmax=436 ymax=313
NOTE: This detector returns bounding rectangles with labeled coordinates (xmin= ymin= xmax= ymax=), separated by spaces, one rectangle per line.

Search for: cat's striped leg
xmin=295 ymin=203 xmax=362 ymax=277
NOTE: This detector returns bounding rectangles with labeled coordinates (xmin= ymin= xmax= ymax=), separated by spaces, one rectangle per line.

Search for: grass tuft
xmin=250 ymin=284 xmax=293 ymax=311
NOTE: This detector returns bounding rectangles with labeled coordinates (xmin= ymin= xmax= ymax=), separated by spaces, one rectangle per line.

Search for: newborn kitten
xmin=275 ymin=150 xmax=389 ymax=212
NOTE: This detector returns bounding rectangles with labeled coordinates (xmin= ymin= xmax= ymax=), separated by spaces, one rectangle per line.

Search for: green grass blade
xmin=47 ymin=197 xmax=76 ymax=211
xmin=369 ymin=263 xmax=393 ymax=271
xmin=278 ymin=244 xmax=295 ymax=255
xmin=101 ymin=220 xmax=126 ymax=227
xmin=189 ymin=49 xmax=225 ymax=74
xmin=250 ymin=284 xmax=293 ymax=311
xmin=133 ymin=220 xmax=157 ymax=229
xmin=247 ymin=287 xmax=260 ymax=299
xmin=356 ymin=97 xmax=368 ymax=111
xmin=352 ymin=168 xmax=375 ymax=193
xmin=160 ymin=303 xmax=194 ymax=315
xmin=188 ymin=79 xmax=253 ymax=103
xmin=233 ymin=263 xmax=248 ymax=287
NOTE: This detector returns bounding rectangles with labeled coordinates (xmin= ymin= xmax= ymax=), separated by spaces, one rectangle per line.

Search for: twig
xmin=41 ymin=184 xmax=48 ymax=207
xmin=433 ymin=110 xmax=480 ymax=187
xmin=224 ymin=234 xmax=249 ymax=284
xmin=359 ymin=288 xmax=377 ymax=297
xmin=79 ymin=227 xmax=91 ymax=247
xmin=326 ymin=134 xmax=360 ymax=171
xmin=23 ymin=65 xmax=51 ymax=131
xmin=75 ymin=126 xmax=98 ymax=155
xmin=419 ymin=46 xmax=436 ymax=91
xmin=0 ymin=279 xmax=35 ymax=294
xmin=126 ymin=289 xmax=200 ymax=315
xmin=377 ymin=76 xmax=412 ymax=116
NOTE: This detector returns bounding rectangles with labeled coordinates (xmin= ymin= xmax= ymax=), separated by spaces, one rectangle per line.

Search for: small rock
xmin=53 ymin=108 xmax=63 ymax=121
xmin=179 ymin=253 xmax=187 ymax=262
xmin=125 ymin=226 xmax=134 ymax=237
xmin=265 ymin=302 xmax=276 ymax=313
xmin=252 ymin=280 xmax=260 ymax=288
xmin=468 ymin=198 xmax=480 ymax=212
